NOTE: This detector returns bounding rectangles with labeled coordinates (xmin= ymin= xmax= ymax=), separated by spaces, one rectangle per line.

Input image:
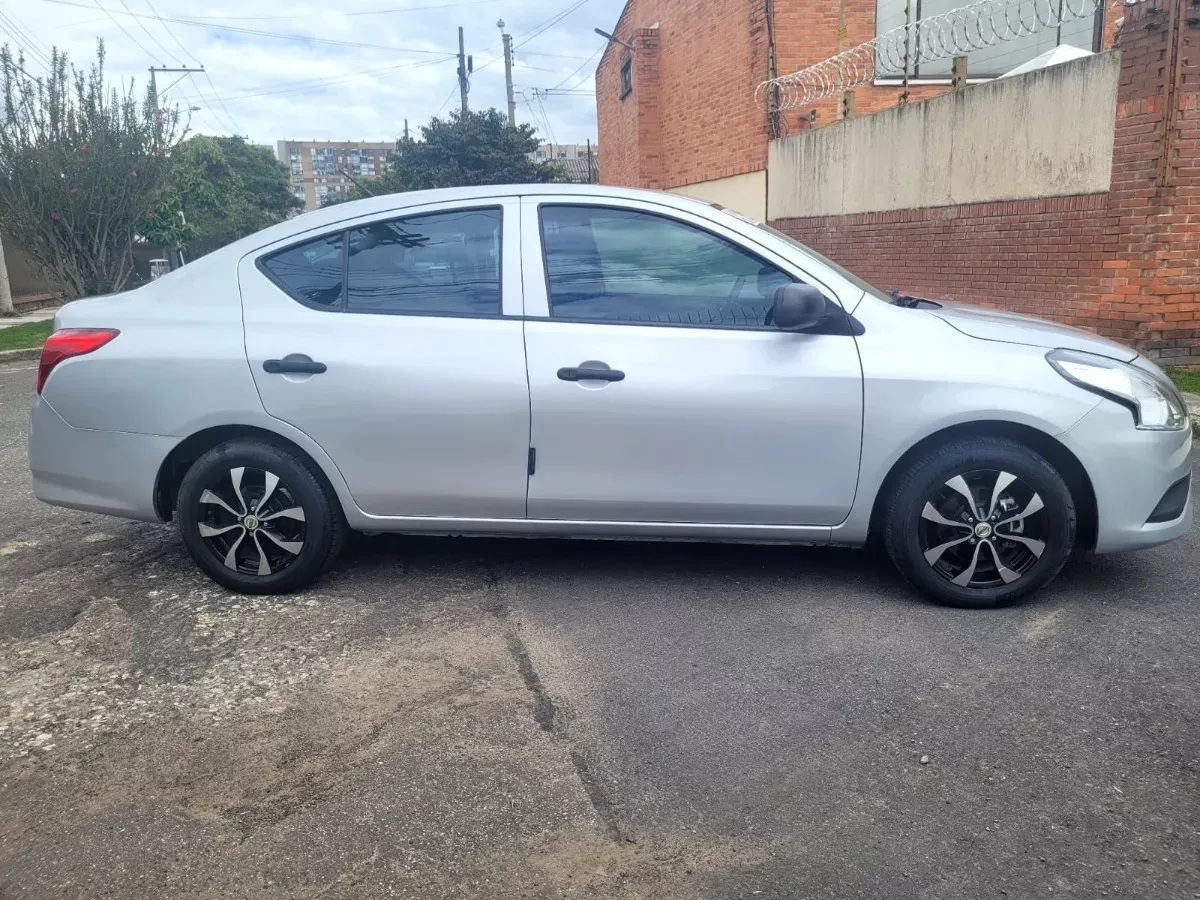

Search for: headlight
xmin=1047 ymin=349 xmax=1188 ymax=430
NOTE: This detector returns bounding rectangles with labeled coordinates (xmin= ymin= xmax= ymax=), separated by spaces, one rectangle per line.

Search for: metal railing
xmin=758 ymin=0 xmax=1104 ymax=111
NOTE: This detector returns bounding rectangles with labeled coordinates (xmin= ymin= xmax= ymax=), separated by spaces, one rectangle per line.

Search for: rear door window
xmin=345 ymin=208 xmax=502 ymax=316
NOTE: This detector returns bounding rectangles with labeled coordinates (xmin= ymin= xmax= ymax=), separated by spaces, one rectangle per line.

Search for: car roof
xmin=240 ymin=184 xmax=724 ymax=253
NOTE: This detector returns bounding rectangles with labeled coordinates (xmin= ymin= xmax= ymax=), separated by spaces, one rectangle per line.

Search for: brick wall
xmin=772 ymin=0 xmax=1200 ymax=363
xmin=597 ymin=0 xmax=770 ymax=188
xmin=597 ymin=0 xmax=1121 ymax=190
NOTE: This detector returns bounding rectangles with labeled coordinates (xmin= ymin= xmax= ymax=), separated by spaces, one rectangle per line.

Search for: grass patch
xmin=1167 ymin=368 xmax=1200 ymax=396
xmin=0 ymin=319 xmax=52 ymax=352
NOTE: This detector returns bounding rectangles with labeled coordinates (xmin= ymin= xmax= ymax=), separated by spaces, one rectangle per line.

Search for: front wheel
xmin=176 ymin=439 xmax=346 ymax=595
xmin=882 ymin=437 xmax=1076 ymax=608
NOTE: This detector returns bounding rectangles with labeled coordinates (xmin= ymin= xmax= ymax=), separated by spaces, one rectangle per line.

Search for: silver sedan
xmin=28 ymin=185 xmax=1192 ymax=607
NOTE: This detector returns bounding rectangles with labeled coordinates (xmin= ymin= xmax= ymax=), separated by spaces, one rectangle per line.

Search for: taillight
xmin=36 ymin=328 xmax=120 ymax=394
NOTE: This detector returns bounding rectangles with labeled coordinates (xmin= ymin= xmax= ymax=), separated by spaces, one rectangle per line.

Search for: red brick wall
xmin=777 ymin=195 xmax=1129 ymax=336
xmin=597 ymin=0 xmax=770 ymax=188
xmin=772 ymin=0 xmax=1200 ymax=362
xmin=1106 ymin=0 xmax=1200 ymax=360
xmin=597 ymin=0 xmax=1121 ymax=189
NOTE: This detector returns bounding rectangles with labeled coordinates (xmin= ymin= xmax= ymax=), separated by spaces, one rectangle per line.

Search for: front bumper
xmin=28 ymin=398 xmax=176 ymax=523
xmin=1058 ymin=399 xmax=1193 ymax=553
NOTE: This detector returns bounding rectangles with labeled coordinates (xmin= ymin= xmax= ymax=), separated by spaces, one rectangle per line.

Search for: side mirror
xmin=772 ymin=283 xmax=827 ymax=331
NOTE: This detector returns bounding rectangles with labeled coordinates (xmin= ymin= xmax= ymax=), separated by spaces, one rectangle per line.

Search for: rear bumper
xmin=1058 ymin=400 xmax=1193 ymax=553
xmin=28 ymin=398 xmax=175 ymax=523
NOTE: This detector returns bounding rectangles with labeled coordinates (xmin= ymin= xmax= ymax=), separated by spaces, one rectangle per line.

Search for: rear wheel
xmin=882 ymin=437 xmax=1076 ymax=608
xmin=176 ymin=439 xmax=346 ymax=594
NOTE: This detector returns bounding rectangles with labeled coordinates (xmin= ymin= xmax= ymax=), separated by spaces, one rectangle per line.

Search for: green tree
xmin=145 ymin=134 xmax=302 ymax=259
xmin=349 ymin=108 xmax=553 ymax=199
xmin=0 ymin=42 xmax=184 ymax=299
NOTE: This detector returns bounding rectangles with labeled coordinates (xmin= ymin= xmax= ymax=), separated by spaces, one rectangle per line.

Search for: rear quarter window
xmin=260 ymin=233 xmax=345 ymax=308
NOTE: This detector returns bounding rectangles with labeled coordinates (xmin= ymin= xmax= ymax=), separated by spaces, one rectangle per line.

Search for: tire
xmin=176 ymin=439 xmax=347 ymax=595
xmin=882 ymin=437 xmax=1076 ymax=609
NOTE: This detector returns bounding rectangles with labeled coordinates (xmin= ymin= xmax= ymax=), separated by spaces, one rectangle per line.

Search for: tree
xmin=149 ymin=134 xmax=301 ymax=259
xmin=349 ymin=108 xmax=553 ymax=199
xmin=0 ymin=43 xmax=184 ymax=299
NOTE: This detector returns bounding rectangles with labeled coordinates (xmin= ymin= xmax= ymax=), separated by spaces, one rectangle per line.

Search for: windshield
xmin=707 ymin=203 xmax=893 ymax=304
xmin=755 ymin=222 xmax=894 ymax=304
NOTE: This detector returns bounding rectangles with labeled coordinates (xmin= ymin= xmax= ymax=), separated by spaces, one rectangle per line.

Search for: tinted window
xmin=262 ymin=233 xmax=344 ymax=308
xmin=346 ymin=208 xmax=502 ymax=316
xmin=540 ymin=206 xmax=794 ymax=327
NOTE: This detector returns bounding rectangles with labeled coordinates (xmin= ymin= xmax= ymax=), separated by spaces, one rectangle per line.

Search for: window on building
xmin=873 ymin=0 xmax=1100 ymax=79
xmin=310 ymin=147 xmax=337 ymax=175
xmin=261 ymin=234 xmax=344 ymax=308
xmin=620 ymin=57 xmax=633 ymax=98
xmin=539 ymin=205 xmax=798 ymax=328
xmin=345 ymin=208 xmax=503 ymax=316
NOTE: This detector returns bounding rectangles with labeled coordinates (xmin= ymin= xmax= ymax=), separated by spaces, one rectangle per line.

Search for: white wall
xmin=670 ymin=170 xmax=767 ymax=222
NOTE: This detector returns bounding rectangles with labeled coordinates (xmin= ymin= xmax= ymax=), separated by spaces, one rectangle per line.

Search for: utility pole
xmin=403 ymin=119 xmax=410 ymax=141
xmin=586 ymin=138 xmax=595 ymax=183
xmin=0 ymin=233 xmax=13 ymax=316
xmin=456 ymin=27 xmax=472 ymax=114
xmin=148 ymin=65 xmax=204 ymax=102
xmin=499 ymin=20 xmax=516 ymax=128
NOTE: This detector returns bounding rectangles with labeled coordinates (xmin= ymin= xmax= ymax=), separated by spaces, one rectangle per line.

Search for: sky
xmin=5 ymin=0 xmax=626 ymax=148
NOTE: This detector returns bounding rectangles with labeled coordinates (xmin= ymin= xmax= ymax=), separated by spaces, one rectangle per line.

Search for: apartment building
xmin=276 ymin=140 xmax=396 ymax=210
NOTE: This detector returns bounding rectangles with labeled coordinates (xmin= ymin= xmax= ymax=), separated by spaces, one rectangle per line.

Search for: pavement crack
xmin=482 ymin=562 xmax=623 ymax=842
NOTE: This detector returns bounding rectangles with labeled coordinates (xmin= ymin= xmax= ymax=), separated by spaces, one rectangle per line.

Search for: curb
xmin=0 ymin=348 xmax=41 ymax=363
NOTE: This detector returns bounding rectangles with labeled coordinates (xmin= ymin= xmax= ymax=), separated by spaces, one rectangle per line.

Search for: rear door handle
xmin=263 ymin=354 xmax=327 ymax=375
xmin=558 ymin=366 xmax=625 ymax=383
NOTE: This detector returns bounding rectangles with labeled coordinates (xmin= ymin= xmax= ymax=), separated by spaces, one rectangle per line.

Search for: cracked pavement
xmin=1 ymin=358 xmax=1198 ymax=898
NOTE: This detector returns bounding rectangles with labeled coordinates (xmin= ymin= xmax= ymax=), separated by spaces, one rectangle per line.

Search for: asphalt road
xmin=1 ymin=358 xmax=1197 ymax=899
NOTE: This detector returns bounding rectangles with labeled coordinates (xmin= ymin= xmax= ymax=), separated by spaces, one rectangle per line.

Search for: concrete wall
xmin=5 ymin=246 xmax=52 ymax=296
xmin=669 ymin=170 xmax=767 ymax=221
xmin=767 ymin=51 xmax=1121 ymax=220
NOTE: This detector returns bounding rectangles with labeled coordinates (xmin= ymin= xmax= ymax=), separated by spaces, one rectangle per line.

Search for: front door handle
xmin=558 ymin=365 xmax=625 ymax=383
xmin=264 ymin=354 xmax=327 ymax=375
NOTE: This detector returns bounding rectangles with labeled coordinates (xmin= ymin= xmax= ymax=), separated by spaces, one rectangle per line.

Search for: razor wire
xmin=758 ymin=0 xmax=1103 ymax=110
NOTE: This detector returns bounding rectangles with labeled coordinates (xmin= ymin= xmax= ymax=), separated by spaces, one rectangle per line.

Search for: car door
xmin=239 ymin=198 xmax=531 ymax=519
xmin=520 ymin=196 xmax=864 ymax=527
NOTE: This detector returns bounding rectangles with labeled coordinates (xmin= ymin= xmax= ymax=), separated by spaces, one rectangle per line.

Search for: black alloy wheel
xmin=918 ymin=469 xmax=1048 ymax=589
xmin=196 ymin=466 xmax=307 ymax=577
xmin=883 ymin=437 xmax=1076 ymax=608
xmin=177 ymin=439 xmax=346 ymax=594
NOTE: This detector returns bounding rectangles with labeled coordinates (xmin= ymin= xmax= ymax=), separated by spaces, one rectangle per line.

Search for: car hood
xmin=930 ymin=302 xmax=1137 ymax=362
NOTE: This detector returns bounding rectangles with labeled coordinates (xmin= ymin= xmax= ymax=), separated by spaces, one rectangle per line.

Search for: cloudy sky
xmin=6 ymin=0 xmax=625 ymax=148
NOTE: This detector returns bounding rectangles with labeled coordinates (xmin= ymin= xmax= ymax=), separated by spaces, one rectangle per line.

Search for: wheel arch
xmin=868 ymin=420 xmax=1098 ymax=550
xmin=154 ymin=424 xmax=347 ymax=523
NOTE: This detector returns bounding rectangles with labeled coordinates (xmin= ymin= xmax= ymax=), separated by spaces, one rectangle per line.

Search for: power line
xmin=200 ymin=70 xmax=243 ymax=133
xmin=41 ymin=0 xmax=461 ymax=55
xmin=0 ymin=9 xmax=53 ymax=69
xmin=90 ymin=0 xmax=157 ymax=59
xmin=174 ymin=0 xmax=503 ymax=20
xmin=513 ymin=0 xmax=591 ymax=50
xmin=217 ymin=56 xmax=455 ymax=105
xmin=141 ymin=0 xmax=202 ymax=66
xmin=472 ymin=0 xmax=592 ymax=77
xmin=0 ymin=18 xmax=52 ymax=72
xmin=433 ymin=82 xmax=459 ymax=117
xmin=548 ymin=44 xmax=601 ymax=91
xmin=116 ymin=0 xmax=176 ymax=63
